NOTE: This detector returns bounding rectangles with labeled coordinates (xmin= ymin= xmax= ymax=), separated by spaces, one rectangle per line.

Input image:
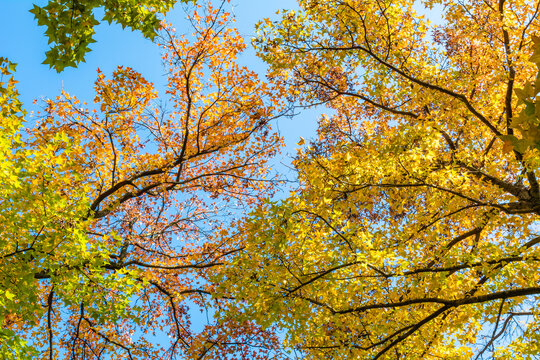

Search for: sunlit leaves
xmin=3 ymin=2 xmax=284 ymax=359
xmin=502 ymin=36 xmax=540 ymax=155
xmin=218 ymin=0 xmax=540 ymax=358
xmin=30 ymin=0 xmax=191 ymax=72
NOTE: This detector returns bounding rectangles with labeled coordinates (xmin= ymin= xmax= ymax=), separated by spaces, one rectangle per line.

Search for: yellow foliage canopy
xmin=217 ymin=0 xmax=540 ymax=359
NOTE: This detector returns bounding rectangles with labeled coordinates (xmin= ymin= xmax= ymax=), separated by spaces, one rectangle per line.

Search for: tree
xmin=0 ymin=57 xmax=44 ymax=360
xmin=1 ymin=2 xmax=285 ymax=359
xmin=30 ymin=0 xmax=191 ymax=71
xmin=216 ymin=0 xmax=540 ymax=358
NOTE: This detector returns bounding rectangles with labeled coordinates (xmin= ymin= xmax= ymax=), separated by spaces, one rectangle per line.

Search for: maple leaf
xmin=30 ymin=0 xmax=191 ymax=72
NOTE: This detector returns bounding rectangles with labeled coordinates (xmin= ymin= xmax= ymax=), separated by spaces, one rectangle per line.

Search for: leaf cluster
xmin=30 ymin=0 xmax=191 ymax=72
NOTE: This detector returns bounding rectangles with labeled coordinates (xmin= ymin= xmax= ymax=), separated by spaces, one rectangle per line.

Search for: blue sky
xmin=1 ymin=0 xmax=318 ymax=163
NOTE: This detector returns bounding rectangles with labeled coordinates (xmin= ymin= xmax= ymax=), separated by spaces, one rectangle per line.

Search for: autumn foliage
xmin=6 ymin=0 xmax=540 ymax=359
xmin=216 ymin=0 xmax=540 ymax=359
xmin=1 ymin=3 xmax=284 ymax=359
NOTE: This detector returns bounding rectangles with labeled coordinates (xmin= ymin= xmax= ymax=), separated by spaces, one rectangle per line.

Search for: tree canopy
xmin=215 ymin=0 xmax=540 ymax=358
xmin=1 ymin=3 xmax=285 ymax=359
xmin=6 ymin=0 xmax=540 ymax=358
